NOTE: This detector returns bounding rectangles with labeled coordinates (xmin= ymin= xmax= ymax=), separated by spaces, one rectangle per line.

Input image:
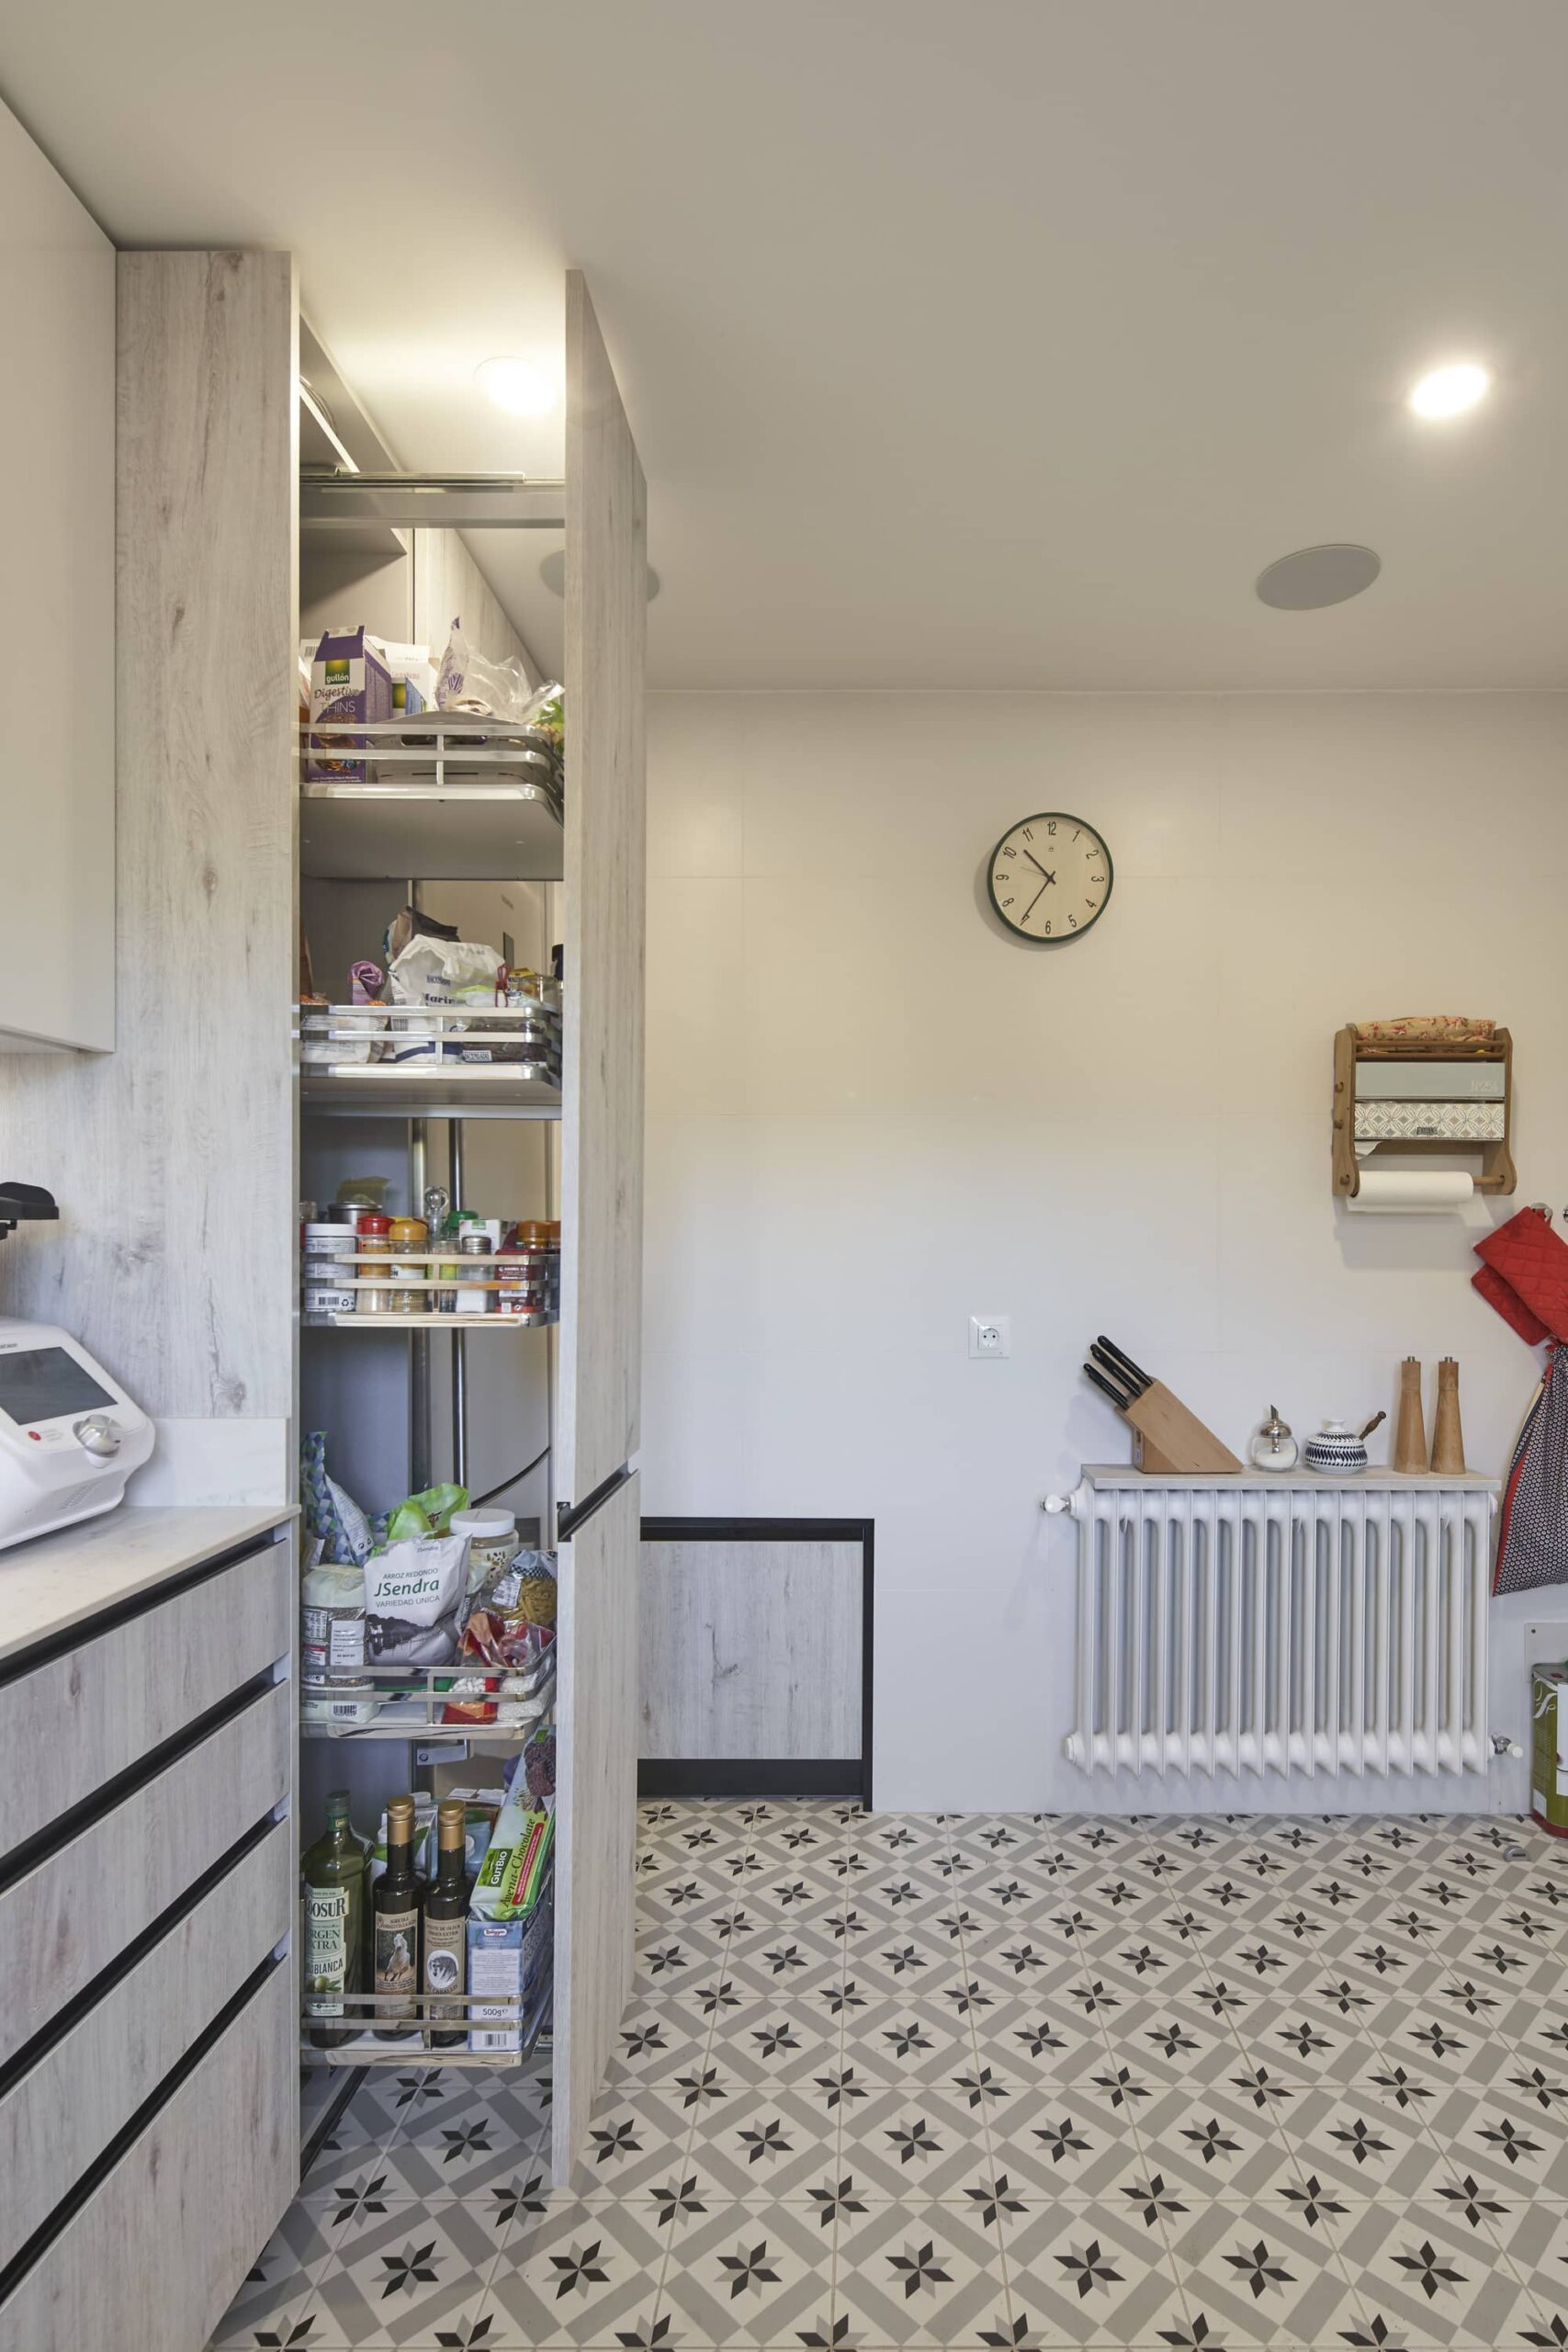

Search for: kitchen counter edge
xmin=0 ymin=1502 xmax=297 ymax=1665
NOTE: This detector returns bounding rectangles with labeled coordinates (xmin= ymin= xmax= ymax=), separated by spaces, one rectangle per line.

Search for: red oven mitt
xmin=1473 ymin=1208 xmax=1568 ymax=1346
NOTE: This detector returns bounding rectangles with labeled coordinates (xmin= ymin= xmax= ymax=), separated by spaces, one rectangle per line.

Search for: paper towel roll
xmin=1346 ymin=1169 xmax=1473 ymax=1214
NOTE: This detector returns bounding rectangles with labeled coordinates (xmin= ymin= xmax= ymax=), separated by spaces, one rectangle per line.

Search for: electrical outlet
xmin=969 ymin=1316 xmax=1010 ymax=1359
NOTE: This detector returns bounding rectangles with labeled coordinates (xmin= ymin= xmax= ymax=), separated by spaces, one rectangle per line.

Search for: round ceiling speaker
xmin=1255 ymin=543 xmax=1382 ymax=610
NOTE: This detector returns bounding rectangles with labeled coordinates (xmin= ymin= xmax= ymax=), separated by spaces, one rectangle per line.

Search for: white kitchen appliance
xmin=0 ymin=1317 xmax=154 ymax=1548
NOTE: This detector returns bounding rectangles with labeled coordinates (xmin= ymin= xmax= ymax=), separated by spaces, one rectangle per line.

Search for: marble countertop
xmin=0 ymin=1502 xmax=295 ymax=1664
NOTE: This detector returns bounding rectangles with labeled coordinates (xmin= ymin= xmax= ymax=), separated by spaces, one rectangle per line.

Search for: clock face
xmin=987 ymin=812 xmax=1113 ymax=944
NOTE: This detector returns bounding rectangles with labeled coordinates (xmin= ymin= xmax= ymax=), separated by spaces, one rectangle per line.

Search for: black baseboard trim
xmin=639 ymin=1758 xmax=864 ymax=1799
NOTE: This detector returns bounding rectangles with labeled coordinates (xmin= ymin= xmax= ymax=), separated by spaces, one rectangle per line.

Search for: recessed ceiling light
xmin=1256 ymin=543 xmax=1382 ymax=610
xmin=1408 ymin=361 xmax=1490 ymax=420
xmin=476 ymin=356 xmax=558 ymax=418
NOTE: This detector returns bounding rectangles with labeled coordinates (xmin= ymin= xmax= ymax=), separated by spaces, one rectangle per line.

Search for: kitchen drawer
xmin=0 ymin=1961 xmax=295 ymax=2352
xmin=0 ymin=1532 xmax=290 ymax=1855
xmin=0 ymin=1816 xmax=290 ymax=2272
xmin=0 ymin=1677 xmax=289 ymax=2070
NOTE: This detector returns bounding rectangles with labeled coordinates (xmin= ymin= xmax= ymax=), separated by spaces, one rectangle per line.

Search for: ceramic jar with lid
xmin=1303 ymin=1420 xmax=1370 ymax=1476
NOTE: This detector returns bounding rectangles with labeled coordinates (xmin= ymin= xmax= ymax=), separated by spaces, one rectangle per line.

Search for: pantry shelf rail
xmin=301 ymin=1656 xmax=556 ymax=1740
xmin=300 ymin=1988 xmax=552 ymax=2070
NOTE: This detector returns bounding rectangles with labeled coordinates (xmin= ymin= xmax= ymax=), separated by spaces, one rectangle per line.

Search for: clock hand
xmin=1020 ymin=879 xmax=1050 ymax=926
xmin=1022 ymin=849 xmax=1051 ymax=878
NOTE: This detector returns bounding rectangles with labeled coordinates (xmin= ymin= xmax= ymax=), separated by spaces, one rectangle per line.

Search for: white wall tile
xmin=643 ymin=690 xmax=1568 ymax=1809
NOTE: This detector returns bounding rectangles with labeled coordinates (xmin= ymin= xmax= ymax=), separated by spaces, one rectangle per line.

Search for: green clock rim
xmin=985 ymin=811 xmax=1114 ymax=944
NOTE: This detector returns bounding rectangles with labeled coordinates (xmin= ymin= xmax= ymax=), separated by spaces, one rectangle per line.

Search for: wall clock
xmin=986 ymin=811 xmax=1113 ymax=943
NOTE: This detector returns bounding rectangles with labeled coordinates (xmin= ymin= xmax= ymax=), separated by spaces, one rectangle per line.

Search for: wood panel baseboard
xmin=639 ymin=1518 xmax=874 ymax=1805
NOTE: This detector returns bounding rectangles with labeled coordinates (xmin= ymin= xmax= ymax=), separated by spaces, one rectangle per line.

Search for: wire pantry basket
xmin=298 ymin=1000 xmax=560 ymax=1071
xmin=301 ymin=713 xmax=562 ymax=806
xmin=301 ymin=1986 xmax=551 ymax=2067
xmin=301 ymin=1648 xmax=556 ymax=1740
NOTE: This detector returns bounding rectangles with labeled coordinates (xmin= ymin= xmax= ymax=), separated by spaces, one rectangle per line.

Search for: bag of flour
xmin=365 ymin=1532 xmax=469 ymax=1666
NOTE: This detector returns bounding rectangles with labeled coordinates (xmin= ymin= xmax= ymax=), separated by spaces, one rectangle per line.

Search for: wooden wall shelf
xmin=1331 ymin=1025 xmax=1517 ymax=1199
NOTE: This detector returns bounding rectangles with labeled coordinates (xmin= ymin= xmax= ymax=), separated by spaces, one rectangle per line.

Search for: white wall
xmin=641 ymin=689 xmax=1568 ymax=1811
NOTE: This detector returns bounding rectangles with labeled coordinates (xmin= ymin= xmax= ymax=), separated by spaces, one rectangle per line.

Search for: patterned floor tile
xmin=603 ymin=2001 xmax=716 ymax=2086
xmin=998 ymin=2194 xmax=1191 ymax=2347
xmin=487 ymin=2196 xmax=671 ymax=2348
xmin=1276 ymin=2082 xmax=1458 ymax=2198
xmin=836 ymin=2199 xmax=1017 ymax=2346
xmin=290 ymin=2201 xmax=505 ymax=2349
xmin=1423 ymin=2087 xmax=1568 ymax=2196
xmin=1161 ymin=2197 xmax=1363 ymax=2346
xmin=839 ymin=2001 xmax=981 ymax=2086
xmin=243 ymin=1808 xmax=1568 ymax=2352
xmin=1333 ymin=2199 xmax=1547 ymax=2346
xmin=649 ymin=2200 xmax=831 ymax=2346
xmin=1131 ymin=2085 xmax=1308 ymax=2199
xmin=706 ymin=1999 xmax=843 ymax=2082
xmin=682 ymin=2085 xmax=844 ymax=2199
xmin=562 ymin=2087 xmax=697 ymax=2199
xmin=836 ymin=2086 xmax=996 ymax=2200
xmin=1475 ymin=2198 xmax=1568 ymax=2317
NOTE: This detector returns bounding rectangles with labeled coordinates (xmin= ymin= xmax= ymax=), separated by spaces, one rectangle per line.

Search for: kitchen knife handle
xmin=1090 ymin=1341 xmax=1148 ymax=1396
xmin=1084 ymin=1363 xmax=1134 ymax=1413
xmin=1096 ymin=1335 xmax=1153 ymax=1392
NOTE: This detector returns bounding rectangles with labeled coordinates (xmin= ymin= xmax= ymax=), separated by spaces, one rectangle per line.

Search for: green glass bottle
xmin=302 ymin=1791 xmax=367 ymax=2048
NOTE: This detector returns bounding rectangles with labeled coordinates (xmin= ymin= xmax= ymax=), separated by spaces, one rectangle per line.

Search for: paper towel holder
xmin=1331 ymin=1024 xmax=1517 ymax=1203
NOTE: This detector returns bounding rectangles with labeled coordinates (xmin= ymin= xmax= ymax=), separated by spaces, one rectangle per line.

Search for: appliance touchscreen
xmin=0 ymin=1346 xmax=115 ymax=1425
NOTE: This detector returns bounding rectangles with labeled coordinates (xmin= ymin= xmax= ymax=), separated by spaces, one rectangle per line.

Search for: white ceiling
xmin=6 ymin=0 xmax=1568 ymax=688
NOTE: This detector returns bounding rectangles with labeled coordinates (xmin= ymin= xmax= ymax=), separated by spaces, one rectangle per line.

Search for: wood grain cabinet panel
xmin=0 ymin=1964 xmax=295 ymax=2352
xmin=639 ymin=1538 xmax=863 ymax=1759
xmin=0 ymin=1820 xmax=290 ymax=2272
xmin=0 ymin=1538 xmax=289 ymax=1850
xmin=0 ymin=1678 xmax=289 ymax=2069
xmin=553 ymin=1472 xmax=640 ymax=2178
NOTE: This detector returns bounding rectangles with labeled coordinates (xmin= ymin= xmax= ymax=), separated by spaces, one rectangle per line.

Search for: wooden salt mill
xmin=1430 ymin=1357 xmax=1466 ymax=1475
xmin=1393 ymin=1357 xmax=1427 ymax=1475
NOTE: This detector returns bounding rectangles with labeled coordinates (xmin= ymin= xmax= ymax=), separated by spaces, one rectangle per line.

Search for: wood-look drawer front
xmin=0 ymin=1677 xmax=289 ymax=2071
xmin=0 ymin=1817 xmax=290 ymax=2273
xmin=0 ymin=1962 xmax=296 ymax=2352
xmin=0 ymin=1535 xmax=289 ymax=1855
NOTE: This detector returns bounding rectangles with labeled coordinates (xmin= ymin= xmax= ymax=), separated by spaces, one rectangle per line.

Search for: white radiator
xmin=1053 ymin=1470 xmax=1497 ymax=1781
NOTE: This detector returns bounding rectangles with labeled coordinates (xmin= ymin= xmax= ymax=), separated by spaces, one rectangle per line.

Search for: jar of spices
xmin=450 ymin=1508 xmax=520 ymax=1593
xmin=355 ymin=1213 xmax=393 ymax=1315
xmin=455 ymin=1228 xmax=494 ymax=1315
xmin=386 ymin=1216 xmax=429 ymax=1315
xmin=301 ymin=1216 xmax=356 ymax=1319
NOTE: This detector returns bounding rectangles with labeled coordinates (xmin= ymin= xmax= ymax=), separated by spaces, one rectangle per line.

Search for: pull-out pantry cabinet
xmin=0 ymin=246 xmax=646 ymax=2343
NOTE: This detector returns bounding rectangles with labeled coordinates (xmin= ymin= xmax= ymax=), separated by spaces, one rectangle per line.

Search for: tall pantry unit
xmin=295 ymin=271 xmax=646 ymax=2180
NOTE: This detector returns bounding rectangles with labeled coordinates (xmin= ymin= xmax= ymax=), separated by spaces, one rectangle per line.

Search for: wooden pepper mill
xmin=1393 ymin=1358 xmax=1427 ymax=1475
xmin=1430 ymin=1356 xmax=1466 ymax=1475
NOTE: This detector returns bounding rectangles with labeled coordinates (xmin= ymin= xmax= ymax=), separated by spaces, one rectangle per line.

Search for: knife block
xmin=1122 ymin=1381 xmax=1242 ymax=1476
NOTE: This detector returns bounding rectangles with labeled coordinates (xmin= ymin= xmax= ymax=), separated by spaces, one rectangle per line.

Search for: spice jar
xmin=455 ymin=1228 xmax=493 ymax=1315
xmin=302 ymin=1215 xmax=356 ymax=1319
xmin=387 ymin=1216 xmax=429 ymax=1315
xmin=355 ymin=1213 xmax=393 ymax=1315
xmin=450 ymin=1508 xmax=520 ymax=1592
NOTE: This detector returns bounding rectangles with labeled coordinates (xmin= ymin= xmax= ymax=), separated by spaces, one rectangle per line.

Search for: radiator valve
xmin=1491 ymin=1734 xmax=1524 ymax=1758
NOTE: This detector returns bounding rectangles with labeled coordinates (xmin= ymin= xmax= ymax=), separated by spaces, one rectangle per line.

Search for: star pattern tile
xmin=209 ymin=1801 xmax=1568 ymax=2351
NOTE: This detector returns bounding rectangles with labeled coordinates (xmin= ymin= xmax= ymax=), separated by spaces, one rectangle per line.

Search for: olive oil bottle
xmin=303 ymin=1791 xmax=367 ymax=2048
xmin=423 ymin=1799 xmax=470 ymax=2048
xmin=373 ymin=1793 xmax=422 ymax=2040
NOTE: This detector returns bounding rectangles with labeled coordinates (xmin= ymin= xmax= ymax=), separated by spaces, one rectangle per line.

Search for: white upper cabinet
xmin=0 ymin=100 xmax=113 ymax=1052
